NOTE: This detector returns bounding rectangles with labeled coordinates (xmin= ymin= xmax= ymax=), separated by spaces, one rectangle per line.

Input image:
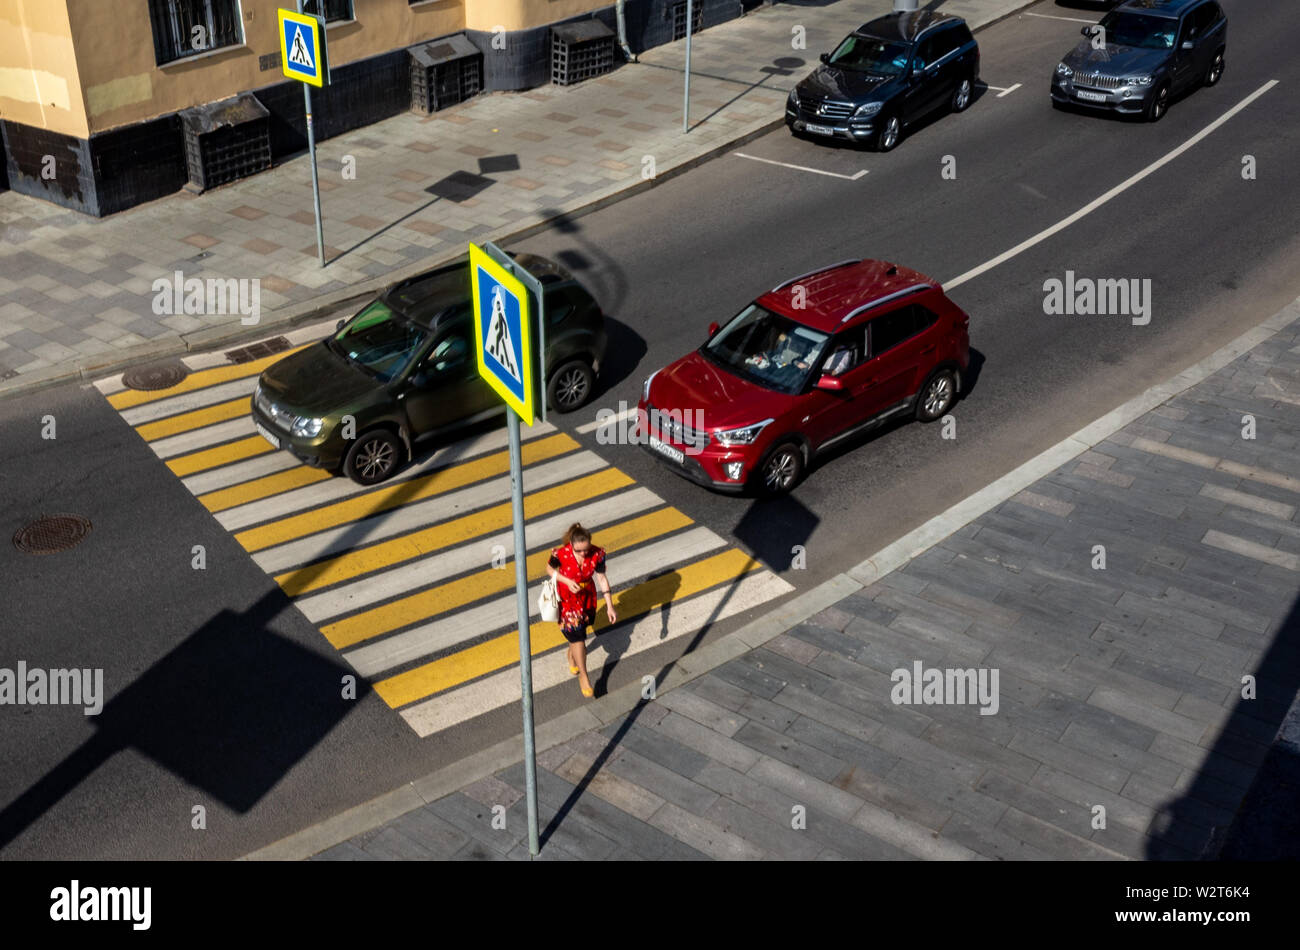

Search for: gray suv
xmin=1051 ymin=0 xmax=1226 ymax=121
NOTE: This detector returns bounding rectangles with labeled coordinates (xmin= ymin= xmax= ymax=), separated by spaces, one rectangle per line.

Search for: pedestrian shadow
xmin=1152 ymin=590 xmax=1300 ymax=859
xmin=0 ymin=587 xmax=363 ymax=853
xmin=538 ymin=493 xmax=817 ymax=852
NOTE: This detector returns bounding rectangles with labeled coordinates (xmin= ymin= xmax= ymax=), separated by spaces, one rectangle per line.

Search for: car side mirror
xmin=912 ymin=66 xmax=925 ymax=77
xmin=820 ymin=52 xmax=829 ymax=64
xmin=1181 ymin=40 xmax=1194 ymax=49
xmin=707 ymin=322 xmax=720 ymax=338
xmin=336 ymin=319 xmax=346 ymax=332
xmin=815 ymin=375 xmax=845 ymax=392
xmin=1081 ymin=25 xmax=1094 ymax=37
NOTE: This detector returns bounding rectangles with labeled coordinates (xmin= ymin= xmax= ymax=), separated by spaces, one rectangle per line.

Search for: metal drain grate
xmin=122 ymin=361 xmax=189 ymax=391
xmin=225 ymin=336 xmax=291 ymax=365
xmin=13 ymin=515 xmax=92 ymax=554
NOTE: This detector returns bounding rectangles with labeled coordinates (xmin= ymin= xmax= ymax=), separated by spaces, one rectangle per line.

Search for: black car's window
xmin=1186 ymin=3 xmax=1216 ymax=39
xmin=827 ymin=34 xmax=912 ymax=76
xmin=333 ymin=299 xmax=428 ymax=383
xmin=913 ymin=35 xmax=938 ymax=70
xmin=1097 ymin=11 xmax=1178 ymax=49
xmin=952 ymin=24 xmax=975 ymax=48
xmin=927 ymin=27 xmax=960 ymax=62
xmin=868 ymin=304 xmax=934 ymax=356
xmin=702 ymin=303 xmax=830 ymax=395
xmin=425 ymin=331 xmax=471 ymax=374
xmin=545 ymin=285 xmax=588 ymax=326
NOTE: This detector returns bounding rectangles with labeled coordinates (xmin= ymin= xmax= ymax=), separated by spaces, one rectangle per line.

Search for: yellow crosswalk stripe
xmin=134 ymin=396 xmax=251 ymax=442
xmin=320 ymin=505 xmax=690 ymax=649
xmin=235 ymin=431 xmax=580 ymax=553
xmin=277 ymin=467 xmax=636 ymax=597
xmin=107 ymin=346 xmax=308 ymax=411
xmin=199 ymin=464 xmax=332 ymax=513
xmin=374 ymin=547 xmax=763 ymax=708
xmin=166 ymin=436 xmax=273 ymax=478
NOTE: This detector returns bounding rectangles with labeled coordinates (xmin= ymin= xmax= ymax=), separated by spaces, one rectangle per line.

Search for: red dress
xmin=550 ymin=543 xmax=606 ymax=640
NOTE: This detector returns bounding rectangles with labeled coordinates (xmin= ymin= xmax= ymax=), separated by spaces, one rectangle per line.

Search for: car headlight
xmin=853 ymin=101 xmax=883 ymax=118
xmin=291 ymin=416 xmax=324 ymax=438
xmin=641 ymin=370 xmax=658 ymax=403
xmin=714 ymin=419 xmax=774 ymax=447
xmin=1056 ymin=62 xmax=1073 ymax=78
xmin=788 ymin=87 xmax=800 ymax=108
xmin=1129 ymin=75 xmax=1153 ymax=86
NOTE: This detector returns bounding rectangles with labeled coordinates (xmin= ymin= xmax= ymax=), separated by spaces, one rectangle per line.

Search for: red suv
xmin=637 ymin=259 xmax=970 ymax=494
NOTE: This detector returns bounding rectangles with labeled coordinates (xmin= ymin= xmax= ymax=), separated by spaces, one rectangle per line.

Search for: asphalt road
xmin=1 ymin=0 xmax=1296 ymax=858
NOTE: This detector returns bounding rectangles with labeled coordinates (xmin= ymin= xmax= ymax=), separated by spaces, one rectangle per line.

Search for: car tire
xmin=755 ymin=441 xmax=804 ymax=496
xmin=874 ymin=113 xmax=902 ymax=152
xmin=951 ymin=74 xmax=974 ymax=113
xmin=915 ymin=368 xmax=958 ymax=422
xmin=343 ymin=428 xmax=403 ymax=485
xmin=548 ymin=359 xmax=595 ymax=413
xmin=1204 ymin=48 xmax=1225 ymax=87
xmin=1145 ymin=81 xmax=1170 ymax=122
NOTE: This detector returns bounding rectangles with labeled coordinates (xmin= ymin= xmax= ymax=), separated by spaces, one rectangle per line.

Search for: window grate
xmin=671 ymin=1 xmax=704 ymax=42
xmin=149 ymin=0 xmax=244 ymax=66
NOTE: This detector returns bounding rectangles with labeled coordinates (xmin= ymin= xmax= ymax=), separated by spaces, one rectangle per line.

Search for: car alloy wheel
xmin=877 ymin=115 xmax=901 ymax=152
xmin=1146 ymin=83 xmax=1169 ymax=122
xmin=952 ymin=77 xmax=972 ymax=112
xmin=548 ymin=360 xmax=594 ymax=413
xmin=917 ymin=369 xmax=957 ymax=422
xmin=345 ymin=430 xmax=402 ymax=485
xmin=761 ymin=444 xmax=802 ymax=495
xmin=1205 ymin=50 xmax=1224 ymax=86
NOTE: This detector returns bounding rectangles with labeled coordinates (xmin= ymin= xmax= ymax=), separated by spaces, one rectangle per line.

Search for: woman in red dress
xmin=547 ymin=523 xmax=617 ymax=698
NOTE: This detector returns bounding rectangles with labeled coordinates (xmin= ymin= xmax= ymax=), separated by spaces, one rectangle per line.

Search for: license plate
xmin=803 ymin=123 xmax=836 ymax=136
xmin=255 ymin=421 xmax=281 ymax=449
xmin=1075 ymin=89 xmax=1107 ymax=102
xmin=648 ymin=436 xmax=685 ymax=465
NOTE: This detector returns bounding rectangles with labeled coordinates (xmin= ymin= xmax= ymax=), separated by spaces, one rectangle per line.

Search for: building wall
xmin=0 ymin=0 xmax=90 ymax=138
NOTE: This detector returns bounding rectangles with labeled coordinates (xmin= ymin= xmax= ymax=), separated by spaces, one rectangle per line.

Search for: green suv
xmin=251 ymin=253 xmax=607 ymax=485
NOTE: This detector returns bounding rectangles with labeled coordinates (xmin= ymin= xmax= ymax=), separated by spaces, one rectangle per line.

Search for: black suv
xmin=1051 ymin=0 xmax=1226 ymax=121
xmin=252 ymin=253 xmax=607 ymax=485
xmin=785 ymin=11 xmax=979 ymax=151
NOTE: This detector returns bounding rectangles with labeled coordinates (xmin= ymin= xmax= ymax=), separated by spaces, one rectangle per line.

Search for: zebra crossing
xmin=93 ymin=323 xmax=795 ymax=737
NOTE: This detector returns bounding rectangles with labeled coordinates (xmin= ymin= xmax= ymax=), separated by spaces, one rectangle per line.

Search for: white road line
xmin=121 ymin=376 xmax=256 ymax=425
xmin=183 ymin=451 xmax=301 ymax=495
xmin=1025 ymin=12 xmax=1098 ymax=25
xmin=250 ymin=451 xmax=611 ymax=573
xmin=944 ymin=80 xmax=1279 ymax=292
xmin=210 ymin=423 xmax=559 ymax=530
xmin=149 ymin=418 xmax=255 ymax=459
xmin=576 ymin=406 xmax=637 ymax=435
xmin=996 ymin=83 xmax=1022 ymax=98
xmin=93 ymin=376 xmax=126 ymax=396
xmin=399 ymin=570 xmax=795 ymax=736
xmin=182 ymin=352 xmax=239 ymax=371
xmin=343 ymin=526 xmax=728 ymax=678
xmin=294 ymin=487 xmax=665 ymax=623
xmin=733 ymin=152 xmax=868 ymax=181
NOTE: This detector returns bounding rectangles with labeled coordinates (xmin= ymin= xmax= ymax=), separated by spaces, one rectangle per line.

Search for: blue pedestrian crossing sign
xmin=470 ymin=243 xmax=535 ymax=423
xmin=278 ymin=9 xmax=329 ymax=87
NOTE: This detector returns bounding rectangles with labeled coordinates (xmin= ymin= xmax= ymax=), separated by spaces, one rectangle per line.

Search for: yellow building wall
xmin=464 ymin=0 xmax=607 ymax=32
xmin=68 ymin=0 xmax=470 ymax=135
xmin=0 ymin=0 xmax=90 ymax=138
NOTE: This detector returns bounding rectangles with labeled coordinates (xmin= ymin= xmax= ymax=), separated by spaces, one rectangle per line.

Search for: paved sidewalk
xmin=275 ymin=300 xmax=1300 ymax=861
xmin=0 ymin=0 xmax=1032 ymax=398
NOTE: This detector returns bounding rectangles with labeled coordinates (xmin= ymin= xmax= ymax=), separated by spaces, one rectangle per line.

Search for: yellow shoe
xmin=581 ymin=685 xmax=594 ymax=698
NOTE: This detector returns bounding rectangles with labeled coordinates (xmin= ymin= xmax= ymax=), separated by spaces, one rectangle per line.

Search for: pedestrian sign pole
xmin=280 ymin=5 xmax=330 ymax=266
xmin=470 ymin=241 xmax=546 ymax=856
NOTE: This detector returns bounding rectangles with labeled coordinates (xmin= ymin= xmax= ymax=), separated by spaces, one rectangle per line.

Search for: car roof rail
xmin=840 ymin=283 xmax=931 ymax=323
xmin=771 ymin=259 xmax=861 ymax=293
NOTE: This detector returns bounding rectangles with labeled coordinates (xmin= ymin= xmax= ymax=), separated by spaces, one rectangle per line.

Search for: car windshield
xmin=702 ymin=304 xmax=830 ymax=395
xmin=330 ymin=299 xmax=427 ymax=382
xmin=827 ymin=34 xmax=912 ymax=76
xmin=1097 ymin=12 xmax=1178 ymax=50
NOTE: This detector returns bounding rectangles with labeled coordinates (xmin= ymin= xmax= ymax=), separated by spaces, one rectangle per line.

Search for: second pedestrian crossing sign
xmin=278 ymin=9 xmax=329 ymax=87
xmin=470 ymin=243 xmax=535 ymax=423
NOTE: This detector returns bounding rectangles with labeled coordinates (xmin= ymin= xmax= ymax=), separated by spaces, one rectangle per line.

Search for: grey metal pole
xmin=298 ymin=0 xmax=325 ymax=267
xmin=508 ymin=409 xmax=541 ymax=856
xmin=683 ymin=0 xmax=693 ymax=133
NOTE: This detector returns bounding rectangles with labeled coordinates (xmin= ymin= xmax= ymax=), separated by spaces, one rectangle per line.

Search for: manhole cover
xmin=13 ymin=515 xmax=92 ymax=554
xmin=122 ymin=361 xmax=188 ymax=391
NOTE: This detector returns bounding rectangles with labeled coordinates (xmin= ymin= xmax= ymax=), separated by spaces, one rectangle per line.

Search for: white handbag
xmin=538 ymin=575 xmax=560 ymax=623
